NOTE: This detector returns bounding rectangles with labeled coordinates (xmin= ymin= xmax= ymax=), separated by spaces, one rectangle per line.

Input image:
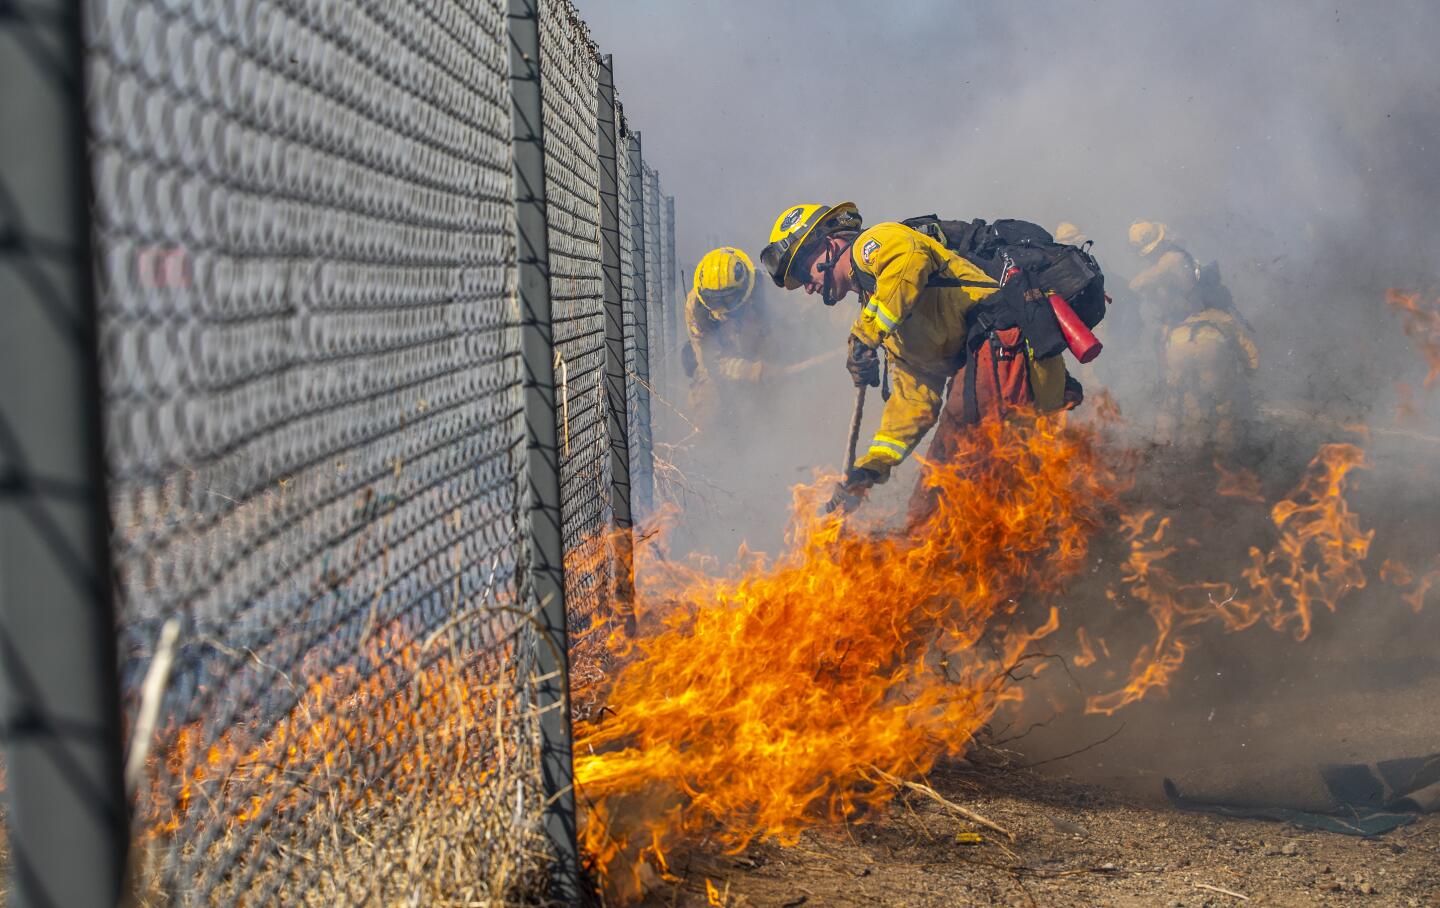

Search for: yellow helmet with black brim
xmin=760 ymin=202 xmax=862 ymax=290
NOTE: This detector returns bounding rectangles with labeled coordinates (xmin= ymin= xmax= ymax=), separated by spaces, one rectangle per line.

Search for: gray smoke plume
xmin=586 ymin=0 xmax=1440 ymax=424
xmin=584 ymin=0 xmax=1440 ymax=571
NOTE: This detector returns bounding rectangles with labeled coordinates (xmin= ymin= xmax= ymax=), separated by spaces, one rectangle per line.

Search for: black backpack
xmin=902 ymin=215 xmax=1108 ymax=329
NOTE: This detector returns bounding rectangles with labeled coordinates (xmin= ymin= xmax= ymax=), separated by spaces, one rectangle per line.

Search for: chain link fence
xmin=0 ymin=0 xmax=679 ymax=903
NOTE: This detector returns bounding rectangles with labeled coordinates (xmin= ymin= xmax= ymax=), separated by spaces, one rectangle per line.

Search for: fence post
xmin=506 ymin=0 xmax=582 ymax=901
xmin=644 ymin=168 xmax=665 ymax=392
xmin=597 ymin=55 xmax=635 ymax=624
xmin=665 ymin=194 xmax=679 ymax=383
xmin=0 ymin=2 xmax=129 ymax=905
xmin=648 ymin=170 xmax=663 ymax=392
xmin=626 ymin=133 xmax=654 ymax=514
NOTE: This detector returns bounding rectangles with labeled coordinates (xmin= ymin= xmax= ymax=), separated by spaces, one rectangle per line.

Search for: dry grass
xmin=127 ymin=774 xmax=554 ymax=906
xmin=120 ymin=625 xmax=562 ymax=906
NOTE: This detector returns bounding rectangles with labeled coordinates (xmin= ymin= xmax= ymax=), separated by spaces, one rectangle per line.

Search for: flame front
xmin=1088 ymin=444 xmax=1374 ymax=714
xmin=575 ymin=415 xmax=1122 ymax=889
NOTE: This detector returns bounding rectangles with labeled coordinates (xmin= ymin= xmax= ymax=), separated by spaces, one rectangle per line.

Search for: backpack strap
xmin=960 ymin=304 xmax=997 ymax=426
xmin=962 ymin=344 xmax=980 ymax=426
xmin=926 ymin=274 xmax=1002 ymax=290
xmin=988 ymin=333 xmax=1008 ymax=422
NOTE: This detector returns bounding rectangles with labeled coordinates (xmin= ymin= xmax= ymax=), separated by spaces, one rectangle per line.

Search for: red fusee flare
xmin=1000 ymin=267 xmax=1103 ymax=364
xmin=1048 ymin=293 xmax=1103 ymax=364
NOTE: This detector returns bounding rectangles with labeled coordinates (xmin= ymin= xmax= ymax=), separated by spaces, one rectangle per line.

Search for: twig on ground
xmin=946 ymin=855 xmax=1164 ymax=879
xmin=1014 ymin=650 xmax=1084 ymax=693
xmin=895 ymin=792 xmax=938 ymax=843
xmin=990 ymin=715 xmax=1057 ymax=747
xmin=1032 ymin=865 xmax=1162 ymax=878
xmin=1010 ymin=872 xmax=1039 ymax=908
xmin=1195 ymin=882 xmax=1249 ymax=900
xmin=1017 ymin=721 xmax=1126 ymax=769
xmin=125 ymin=618 xmax=181 ymax=795
xmin=866 ymin=766 xmax=1015 ymax=841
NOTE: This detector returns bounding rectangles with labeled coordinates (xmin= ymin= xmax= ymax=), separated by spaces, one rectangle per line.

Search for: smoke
xmin=587 ymin=0 xmax=1440 ymax=423
xmin=583 ymin=0 xmax=1440 ymax=567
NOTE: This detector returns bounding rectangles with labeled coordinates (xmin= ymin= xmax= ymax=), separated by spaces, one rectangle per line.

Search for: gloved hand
xmin=1063 ymin=374 xmax=1085 ymax=410
xmin=824 ymin=466 xmax=880 ymax=514
xmin=846 ymin=335 xmax=880 ymax=388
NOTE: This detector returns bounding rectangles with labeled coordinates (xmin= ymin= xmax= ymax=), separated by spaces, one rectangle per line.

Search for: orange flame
xmin=1214 ymin=460 xmax=1265 ymax=502
xmin=574 ymin=415 xmax=1122 ymax=894
xmin=1380 ymin=556 xmax=1440 ymax=613
xmin=1073 ymin=626 xmax=1108 ymax=669
xmin=1402 ymin=570 xmax=1440 ymax=613
xmin=1088 ymin=444 xmax=1373 ymax=714
xmin=1386 ymin=289 xmax=1440 ymax=389
xmin=1380 ymin=557 xmax=1414 ymax=587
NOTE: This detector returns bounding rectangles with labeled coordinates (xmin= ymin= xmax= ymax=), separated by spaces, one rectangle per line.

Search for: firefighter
xmin=1054 ymin=221 xmax=1089 ymax=247
xmin=684 ymin=246 xmax=767 ymax=420
xmin=1128 ymin=221 xmax=1259 ymax=452
xmin=760 ymin=202 xmax=1080 ymax=517
xmin=1127 ymin=221 xmax=1203 ymax=329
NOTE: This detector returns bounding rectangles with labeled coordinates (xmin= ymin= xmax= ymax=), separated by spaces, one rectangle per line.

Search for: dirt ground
xmin=637 ymin=762 xmax=1439 ymax=908
xmin=632 ymin=505 xmax=1440 ymax=907
xmin=632 ymin=611 xmax=1440 ymax=908
xmin=631 ymin=584 xmax=1440 ymax=907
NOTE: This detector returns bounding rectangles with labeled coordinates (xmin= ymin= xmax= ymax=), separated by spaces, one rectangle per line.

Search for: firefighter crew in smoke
xmin=683 ymin=246 xmax=769 ymax=420
xmin=1128 ymin=221 xmax=1260 ymax=453
xmin=760 ymin=203 xmax=1081 ymax=519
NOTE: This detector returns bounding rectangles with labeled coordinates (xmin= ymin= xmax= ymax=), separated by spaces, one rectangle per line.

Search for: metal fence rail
xmin=0 ymin=0 xmax=681 ymax=903
xmin=642 ymin=164 xmax=667 ymax=392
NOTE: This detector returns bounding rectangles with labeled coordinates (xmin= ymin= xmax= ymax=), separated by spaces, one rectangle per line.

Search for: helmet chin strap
xmin=816 ymin=240 xmax=839 ymax=306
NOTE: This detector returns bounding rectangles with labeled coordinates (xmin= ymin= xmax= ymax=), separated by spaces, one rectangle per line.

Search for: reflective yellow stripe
xmin=869 ymin=434 xmax=908 ymax=462
xmin=867 ymin=445 xmax=904 ymax=463
xmin=862 ymin=298 xmax=898 ymax=330
xmin=872 ymin=300 xmax=899 ymax=330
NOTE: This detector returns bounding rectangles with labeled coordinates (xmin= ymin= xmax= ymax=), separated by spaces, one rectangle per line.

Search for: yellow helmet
xmin=1054 ymin=221 xmax=1088 ymax=246
xmin=1128 ymin=220 xmax=1167 ymax=257
xmin=760 ymin=202 xmax=863 ymax=289
xmin=693 ymin=246 xmax=755 ymax=316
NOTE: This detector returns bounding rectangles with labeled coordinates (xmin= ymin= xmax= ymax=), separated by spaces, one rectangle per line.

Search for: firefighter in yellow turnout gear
xmin=1157 ymin=307 xmax=1259 ymax=451
xmin=846 ymin=222 xmax=1071 ymax=475
xmin=760 ymin=203 xmax=1074 ymax=515
xmin=684 ymin=247 xmax=768 ymax=420
xmin=1129 ymin=221 xmax=1260 ymax=452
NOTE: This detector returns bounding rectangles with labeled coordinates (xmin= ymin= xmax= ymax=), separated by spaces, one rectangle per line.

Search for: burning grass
xmin=574 ymin=413 xmax=1438 ymax=900
xmin=575 ymin=414 xmax=1122 ymax=895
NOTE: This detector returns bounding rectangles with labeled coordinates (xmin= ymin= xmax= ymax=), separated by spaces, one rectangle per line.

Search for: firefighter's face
xmin=798 ymin=238 xmax=851 ymax=303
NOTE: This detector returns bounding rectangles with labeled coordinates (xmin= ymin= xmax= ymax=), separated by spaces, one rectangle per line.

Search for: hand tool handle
xmin=845 ymin=384 xmax=867 ymax=472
